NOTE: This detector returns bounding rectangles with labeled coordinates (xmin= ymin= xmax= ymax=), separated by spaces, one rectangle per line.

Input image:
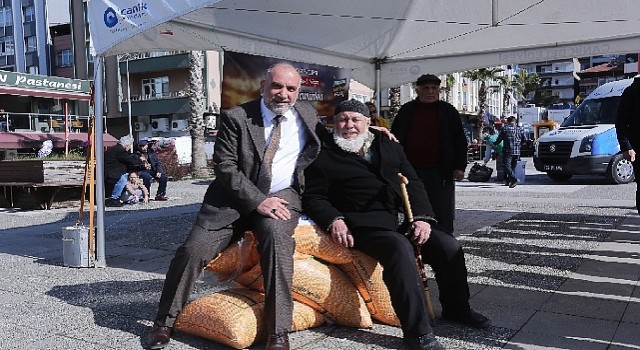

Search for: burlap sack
xmin=174 ymin=288 xmax=324 ymax=349
xmin=338 ymin=249 xmax=400 ymax=326
xmin=235 ymin=257 xmax=372 ymax=328
xmin=205 ymin=231 xmax=259 ymax=279
xmin=293 ymin=224 xmax=353 ymax=264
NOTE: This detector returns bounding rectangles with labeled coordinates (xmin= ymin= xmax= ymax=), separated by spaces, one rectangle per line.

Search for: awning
xmin=0 ymin=132 xmax=118 ymax=149
xmin=0 ymin=87 xmax=92 ymax=101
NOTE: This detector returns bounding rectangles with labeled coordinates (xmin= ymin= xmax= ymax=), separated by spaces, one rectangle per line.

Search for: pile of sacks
xmin=174 ymin=219 xmax=401 ymax=349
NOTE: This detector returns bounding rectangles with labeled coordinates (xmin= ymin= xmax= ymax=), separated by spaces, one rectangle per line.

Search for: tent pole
xmin=93 ymin=55 xmax=107 ymax=267
xmin=375 ymin=60 xmax=382 ymax=113
xmin=492 ymin=0 xmax=498 ymax=26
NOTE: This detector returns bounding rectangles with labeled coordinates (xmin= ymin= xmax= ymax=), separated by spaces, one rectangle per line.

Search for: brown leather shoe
xmin=155 ymin=195 xmax=169 ymax=201
xmin=265 ymin=333 xmax=289 ymax=350
xmin=147 ymin=326 xmax=171 ymax=349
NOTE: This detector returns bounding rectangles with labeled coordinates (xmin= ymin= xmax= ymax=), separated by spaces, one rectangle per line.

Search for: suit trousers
xmin=414 ymin=168 xmax=456 ymax=235
xmin=352 ymin=229 xmax=433 ymax=337
xmin=154 ymin=188 xmax=301 ymax=336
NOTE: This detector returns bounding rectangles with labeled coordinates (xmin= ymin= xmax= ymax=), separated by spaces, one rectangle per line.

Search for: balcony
xmin=119 ymin=51 xmax=191 ymax=74
xmin=121 ymin=89 xmax=191 ymax=116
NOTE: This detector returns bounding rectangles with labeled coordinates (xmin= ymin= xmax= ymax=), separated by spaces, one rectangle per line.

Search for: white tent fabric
xmin=86 ymin=0 xmax=640 ymax=265
xmin=89 ymin=0 xmax=640 ymax=90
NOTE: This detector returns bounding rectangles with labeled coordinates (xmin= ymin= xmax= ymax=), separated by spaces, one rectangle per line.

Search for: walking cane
xmin=398 ymin=173 xmax=436 ymax=323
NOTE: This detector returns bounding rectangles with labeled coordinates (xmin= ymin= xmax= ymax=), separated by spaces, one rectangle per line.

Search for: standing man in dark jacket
xmin=104 ymin=134 xmax=145 ymax=207
xmin=304 ymin=100 xmax=489 ymax=350
xmin=133 ymin=139 xmax=169 ymax=201
xmin=616 ymin=76 xmax=640 ymax=215
xmin=391 ymin=74 xmax=468 ymax=235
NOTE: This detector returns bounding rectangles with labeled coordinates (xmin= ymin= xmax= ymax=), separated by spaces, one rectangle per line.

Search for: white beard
xmin=334 ymin=132 xmax=367 ymax=153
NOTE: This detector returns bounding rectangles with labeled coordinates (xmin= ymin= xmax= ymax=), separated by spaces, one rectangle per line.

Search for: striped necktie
xmin=257 ymin=115 xmax=283 ymax=194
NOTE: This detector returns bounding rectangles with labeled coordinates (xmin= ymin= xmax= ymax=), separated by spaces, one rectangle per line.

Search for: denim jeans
xmin=110 ymin=173 xmax=128 ymax=199
xmin=503 ymin=154 xmax=519 ymax=184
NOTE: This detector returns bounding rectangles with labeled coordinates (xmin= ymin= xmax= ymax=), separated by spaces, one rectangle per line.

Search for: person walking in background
xmin=365 ymin=101 xmax=390 ymax=128
xmin=147 ymin=63 xmax=322 ymax=350
xmin=134 ymin=139 xmax=170 ymax=201
xmin=494 ymin=116 xmax=527 ymax=188
xmin=616 ymin=76 xmax=640 ymax=215
xmin=391 ymin=74 xmax=468 ymax=235
xmin=304 ymin=99 xmax=489 ymax=350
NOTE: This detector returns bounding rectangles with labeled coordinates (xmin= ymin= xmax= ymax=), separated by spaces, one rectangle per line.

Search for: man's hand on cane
xmin=408 ymin=220 xmax=431 ymax=245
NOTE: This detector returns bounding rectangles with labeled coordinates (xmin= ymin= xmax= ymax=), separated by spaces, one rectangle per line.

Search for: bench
xmin=0 ymin=160 xmax=86 ymax=209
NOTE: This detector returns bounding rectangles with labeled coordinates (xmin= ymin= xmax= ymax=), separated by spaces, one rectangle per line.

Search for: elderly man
xmin=148 ymin=63 xmax=322 ymax=350
xmin=104 ymin=134 xmax=145 ymax=207
xmin=303 ymin=100 xmax=490 ymax=350
xmin=391 ymin=74 xmax=468 ymax=235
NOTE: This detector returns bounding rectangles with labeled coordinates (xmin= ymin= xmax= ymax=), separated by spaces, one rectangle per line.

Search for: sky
xmin=47 ymin=0 xmax=71 ymax=25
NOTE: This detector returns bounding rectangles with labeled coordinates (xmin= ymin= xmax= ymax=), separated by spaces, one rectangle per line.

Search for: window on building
xmin=27 ymin=65 xmax=38 ymax=74
xmin=0 ymin=6 xmax=12 ymax=27
xmin=56 ymin=49 xmax=72 ymax=67
xmin=142 ymin=77 xmax=169 ymax=98
xmin=86 ymin=46 xmax=94 ymax=62
xmin=1 ymin=36 xmax=14 ymax=55
xmin=24 ymin=36 xmax=36 ymax=52
xmin=23 ymin=5 xmax=35 ymax=23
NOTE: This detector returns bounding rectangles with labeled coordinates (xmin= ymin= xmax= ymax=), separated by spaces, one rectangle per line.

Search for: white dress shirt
xmin=260 ymin=100 xmax=307 ymax=194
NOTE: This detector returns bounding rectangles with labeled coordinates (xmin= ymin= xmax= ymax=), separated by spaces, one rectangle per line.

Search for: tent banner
xmin=222 ymin=52 xmax=351 ymax=122
xmin=87 ymin=0 xmax=218 ymax=55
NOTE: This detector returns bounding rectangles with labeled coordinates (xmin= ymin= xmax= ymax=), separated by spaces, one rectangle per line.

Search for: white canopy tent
xmin=87 ymin=0 xmax=640 ymax=265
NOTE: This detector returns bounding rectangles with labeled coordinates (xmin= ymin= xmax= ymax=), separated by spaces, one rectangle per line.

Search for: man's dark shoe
xmin=105 ymin=198 xmax=123 ymax=207
xmin=265 ymin=333 xmax=290 ymax=350
xmin=404 ymin=333 xmax=445 ymax=350
xmin=442 ymin=309 xmax=491 ymax=329
xmin=147 ymin=326 xmax=172 ymax=349
xmin=155 ymin=195 xmax=169 ymax=201
xmin=508 ymin=179 xmax=518 ymax=188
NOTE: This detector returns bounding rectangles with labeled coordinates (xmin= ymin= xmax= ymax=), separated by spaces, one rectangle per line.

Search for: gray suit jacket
xmin=197 ymin=98 xmax=322 ymax=231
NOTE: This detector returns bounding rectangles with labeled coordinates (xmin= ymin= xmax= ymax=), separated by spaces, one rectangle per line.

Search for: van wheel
xmin=547 ymin=171 xmax=572 ymax=181
xmin=606 ymin=154 xmax=635 ymax=184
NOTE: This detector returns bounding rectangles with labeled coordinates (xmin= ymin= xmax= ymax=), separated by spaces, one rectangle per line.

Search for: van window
xmin=561 ymin=97 xmax=620 ymax=126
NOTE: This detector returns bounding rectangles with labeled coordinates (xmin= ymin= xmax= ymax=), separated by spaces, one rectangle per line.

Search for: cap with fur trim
xmin=334 ymin=99 xmax=370 ymax=117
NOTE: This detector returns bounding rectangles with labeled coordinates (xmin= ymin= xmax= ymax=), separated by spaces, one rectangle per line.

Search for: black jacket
xmin=104 ymin=144 xmax=145 ymax=182
xmin=391 ymin=99 xmax=468 ymax=176
xmin=133 ymin=148 xmax=165 ymax=175
xmin=303 ymin=130 xmax=435 ymax=232
xmin=616 ymin=78 xmax=640 ymax=153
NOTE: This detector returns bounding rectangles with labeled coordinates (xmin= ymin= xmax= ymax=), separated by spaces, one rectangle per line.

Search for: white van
xmin=533 ymin=79 xmax=635 ymax=184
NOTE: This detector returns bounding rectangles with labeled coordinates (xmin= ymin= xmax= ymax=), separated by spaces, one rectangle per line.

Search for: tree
xmin=510 ymin=69 xmax=541 ymax=105
xmin=442 ymin=74 xmax=456 ymax=103
xmin=188 ymin=51 xmax=209 ymax=178
xmin=388 ymin=86 xmax=401 ymax=117
xmin=463 ymin=67 xmax=504 ymax=131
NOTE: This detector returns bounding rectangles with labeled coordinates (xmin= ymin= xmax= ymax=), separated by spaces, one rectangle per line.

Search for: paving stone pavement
xmin=0 ymin=169 xmax=638 ymax=350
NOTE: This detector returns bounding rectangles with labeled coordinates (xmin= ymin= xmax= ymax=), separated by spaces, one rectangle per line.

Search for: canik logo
xmin=104 ymin=7 xmax=118 ymax=28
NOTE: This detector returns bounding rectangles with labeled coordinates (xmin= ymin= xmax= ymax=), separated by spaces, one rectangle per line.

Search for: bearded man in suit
xmin=148 ymin=63 xmax=322 ymax=350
